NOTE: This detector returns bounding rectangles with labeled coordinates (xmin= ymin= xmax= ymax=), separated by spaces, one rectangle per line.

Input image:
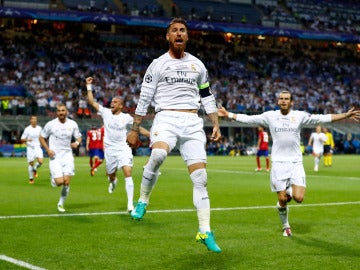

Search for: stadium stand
xmin=4 ymin=0 xmax=50 ymax=9
xmin=173 ymin=0 xmax=262 ymax=24
xmin=286 ymin=0 xmax=360 ymax=34
xmin=61 ymin=0 xmax=119 ymax=12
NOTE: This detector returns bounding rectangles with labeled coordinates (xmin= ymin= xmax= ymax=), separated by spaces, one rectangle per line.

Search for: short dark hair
xmin=112 ymin=96 xmax=124 ymax=104
xmin=167 ymin=17 xmax=188 ymax=32
xmin=279 ymin=90 xmax=293 ymax=101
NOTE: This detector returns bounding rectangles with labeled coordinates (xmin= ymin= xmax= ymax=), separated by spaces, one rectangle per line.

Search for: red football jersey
xmin=87 ymin=127 xmax=104 ymax=149
xmin=258 ymin=131 xmax=269 ymax=150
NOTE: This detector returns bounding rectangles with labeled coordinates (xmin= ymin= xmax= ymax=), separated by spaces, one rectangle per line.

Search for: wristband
xmin=86 ymin=85 xmax=92 ymax=91
xmin=75 ymin=141 xmax=80 ymax=146
xmin=228 ymin=112 xmax=234 ymax=119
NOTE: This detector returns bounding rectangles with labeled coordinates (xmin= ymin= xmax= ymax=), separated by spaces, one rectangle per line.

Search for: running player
xmin=308 ymin=125 xmax=327 ymax=172
xmin=20 ymin=115 xmax=43 ymax=184
xmin=218 ymin=90 xmax=360 ymax=237
xmin=39 ymin=104 xmax=82 ymax=212
xmin=86 ymin=77 xmax=150 ymax=213
xmin=255 ymin=126 xmax=270 ymax=172
xmin=86 ymin=125 xmax=104 ymax=176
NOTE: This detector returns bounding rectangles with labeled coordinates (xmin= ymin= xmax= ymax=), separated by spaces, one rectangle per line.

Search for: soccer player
xmin=39 ymin=104 xmax=82 ymax=213
xmin=323 ymin=127 xmax=335 ymax=167
xmin=20 ymin=115 xmax=43 ymax=184
xmin=308 ymin=125 xmax=327 ymax=172
xmin=85 ymin=77 xmax=150 ymax=213
xmin=218 ymin=90 xmax=360 ymax=237
xmin=126 ymin=18 xmax=222 ymax=253
xmin=255 ymin=126 xmax=270 ymax=172
xmin=86 ymin=125 xmax=104 ymax=176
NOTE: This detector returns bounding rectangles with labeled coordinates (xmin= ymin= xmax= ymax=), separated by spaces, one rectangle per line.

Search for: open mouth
xmin=175 ymin=38 xmax=183 ymax=44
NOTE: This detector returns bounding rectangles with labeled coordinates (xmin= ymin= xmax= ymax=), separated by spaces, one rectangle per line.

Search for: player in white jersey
xmin=85 ymin=77 xmax=150 ymax=212
xmin=218 ymin=90 xmax=360 ymax=237
xmin=308 ymin=125 xmax=327 ymax=172
xmin=126 ymin=18 xmax=222 ymax=253
xmin=39 ymin=104 xmax=82 ymax=213
xmin=20 ymin=115 xmax=43 ymax=184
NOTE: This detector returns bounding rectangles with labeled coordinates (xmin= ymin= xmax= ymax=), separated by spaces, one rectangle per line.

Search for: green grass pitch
xmin=0 ymin=155 xmax=360 ymax=270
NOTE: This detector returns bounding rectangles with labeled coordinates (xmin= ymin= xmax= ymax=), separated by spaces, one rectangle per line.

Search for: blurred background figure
xmin=86 ymin=125 xmax=105 ymax=176
xmin=308 ymin=125 xmax=327 ymax=172
xmin=323 ymin=127 xmax=335 ymax=167
xmin=255 ymin=126 xmax=270 ymax=172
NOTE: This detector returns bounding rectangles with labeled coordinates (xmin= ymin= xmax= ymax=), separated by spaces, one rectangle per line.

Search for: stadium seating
xmin=4 ymin=0 xmax=50 ymax=9
xmin=173 ymin=0 xmax=261 ymax=24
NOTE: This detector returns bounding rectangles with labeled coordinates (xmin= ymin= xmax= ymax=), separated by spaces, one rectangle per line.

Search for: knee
xmin=293 ymin=194 xmax=304 ymax=203
xmin=292 ymin=187 xmax=305 ymax=203
xmin=148 ymin=148 xmax=167 ymax=170
xmin=190 ymin=168 xmax=207 ymax=187
xmin=107 ymin=173 xmax=116 ymax=181
xmin=278 ymin=193 xmax=288 ymax=206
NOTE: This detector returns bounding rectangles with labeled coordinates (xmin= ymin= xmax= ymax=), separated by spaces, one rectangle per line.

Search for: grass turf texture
xmin=0 ymin=155 xmax=359 ymax=270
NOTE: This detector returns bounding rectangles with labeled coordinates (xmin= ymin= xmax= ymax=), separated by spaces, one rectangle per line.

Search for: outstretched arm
xmin=218 ymin=106 xmax=236 ymax=120
xmin=86 ymin=77 xmax=100 ymax=112
xmin=331 ymin=107 xmax=360 ymax=122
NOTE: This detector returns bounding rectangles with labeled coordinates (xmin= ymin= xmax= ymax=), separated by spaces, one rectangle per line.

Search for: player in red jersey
xmin=86 ymin=125 xmax=104 ymax=176
xmin=255 ymin=126 xmax=270 ymax=172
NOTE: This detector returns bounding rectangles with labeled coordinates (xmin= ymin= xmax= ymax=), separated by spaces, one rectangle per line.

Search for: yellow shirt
xmin=324 ymin=132 xmax=334 ymax=148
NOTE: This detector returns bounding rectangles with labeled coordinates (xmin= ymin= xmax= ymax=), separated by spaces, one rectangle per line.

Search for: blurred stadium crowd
xmin=1 ymin=27 xmax=359 ymax=117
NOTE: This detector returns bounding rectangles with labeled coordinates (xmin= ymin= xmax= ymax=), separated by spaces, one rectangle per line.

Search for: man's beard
xmin=170 ymin=42 xmax=185 ymax=55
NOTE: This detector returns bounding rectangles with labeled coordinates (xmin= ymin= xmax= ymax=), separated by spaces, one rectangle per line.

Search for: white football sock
xmin=124 ymin=177 xmax=134 ymax=210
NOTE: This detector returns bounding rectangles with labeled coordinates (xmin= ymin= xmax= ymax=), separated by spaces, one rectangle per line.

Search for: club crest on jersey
xmin=145 ymin=74 xmax=152 ymax=83
xmin=290 ymin=116 xmax=296 ymax=122
xmin=191 ymin=64 xmax=196 ymax=71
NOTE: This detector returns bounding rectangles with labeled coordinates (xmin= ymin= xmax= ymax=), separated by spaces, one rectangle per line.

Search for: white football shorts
xmin=312 ymin=147 xmax=324 ymax=155
xmin=150 ymin=111 xmax=207 ymax=165
xmin=26 ymin=146 xmax=44 ymax=163
xmin=105 ymin=147 xmax=133 ymax=174
xmin=270 ymin=161 xmax=306 ymax=192
xmin=49 ymin=150 xmax=74 ymax=178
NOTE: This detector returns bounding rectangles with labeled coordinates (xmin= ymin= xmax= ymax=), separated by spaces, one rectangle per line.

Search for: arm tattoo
xmin=207 ymin=112 xmax=220 ymax=127
xmin=131 ymin=115 xmax=143 ymax=132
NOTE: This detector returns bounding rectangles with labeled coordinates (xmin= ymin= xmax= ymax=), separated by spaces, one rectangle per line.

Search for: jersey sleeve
xmin=235 ymin=113 xmax=269 ymax=127
xmin=73 ymin=122 xmax=82 ymax=139
xmin=135 ymin=60 xmax=158 ymax=116
xmin=198 ymin=62 xmax=217 ymax=114
xmin=301 ymin=112 xmax=332 ymax=125
xmin=21 ymin=127 xmax=28 ymax=140
xmin=40 ymin=122 xmax=50 ymax=138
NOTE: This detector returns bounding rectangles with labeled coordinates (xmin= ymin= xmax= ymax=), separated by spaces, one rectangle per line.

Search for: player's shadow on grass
xmin=171 ymin=251 xmax=225 ymax=270
xmin=294 ymin=237 xmax=360 ymax=257
xmin=68 ymin=202 xmax=107 ymax=210
xmin=291 ymin=221 xmax=312 ymax=235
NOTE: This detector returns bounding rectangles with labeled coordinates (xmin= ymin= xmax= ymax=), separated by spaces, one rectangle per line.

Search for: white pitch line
xmin=167 ymin=167 xmax=360 ymax=181
xmin=0 ymin=201 xmax=359 ymax=220
xmin=0 ymin=255 xmax=47 ymax=270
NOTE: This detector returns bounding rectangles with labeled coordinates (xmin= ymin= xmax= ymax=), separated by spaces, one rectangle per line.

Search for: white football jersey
xmin=135 ymin=52 xmax=210 ymax=115
xmin=98 ymin=105 xmax=133 ymax=151
xmin=21 ymin=125 xmax=42 ymax=148
xmin=310 ymin=132 xmax=327 ymax=153
xmin=40 ymin=118 xmax=81 ymax=152
xmin=235 ymin=110 xmax=332 ymax=162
